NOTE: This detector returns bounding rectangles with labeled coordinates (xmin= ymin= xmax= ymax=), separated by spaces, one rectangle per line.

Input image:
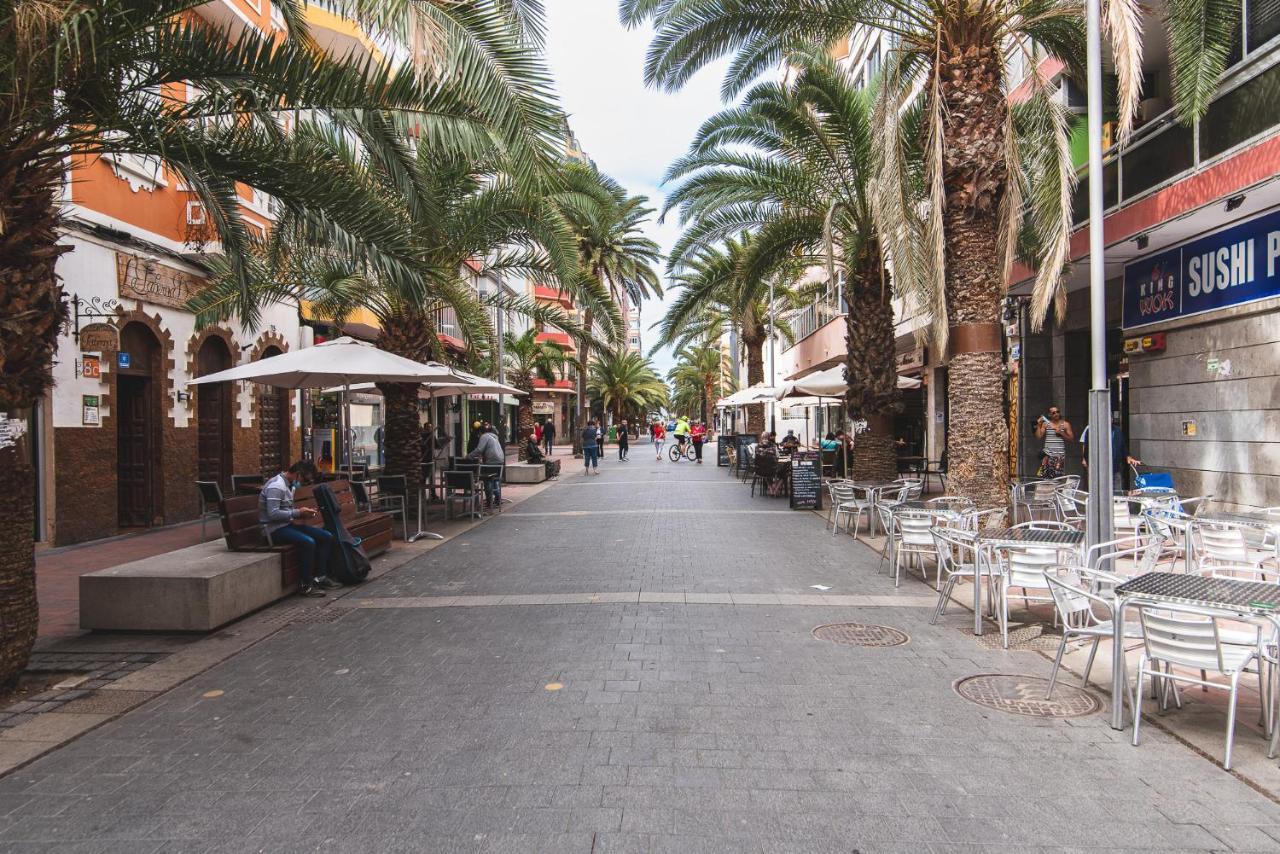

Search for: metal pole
xmin=768 ymin=277 xmax=776 ymax=433
xmin=1085 ymin=0 xmax=1115 ymax=556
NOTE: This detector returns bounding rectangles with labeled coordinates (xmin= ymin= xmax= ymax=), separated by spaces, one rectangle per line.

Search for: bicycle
xmin=668 ymin=438 xmax=696 ymax=462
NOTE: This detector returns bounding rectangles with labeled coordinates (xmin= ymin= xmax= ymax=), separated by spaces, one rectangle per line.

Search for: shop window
xmin=1121 ymin=121 xmax=1194 ymax=200
xmin=1249 ymin=0 xmax=1280 ymax=51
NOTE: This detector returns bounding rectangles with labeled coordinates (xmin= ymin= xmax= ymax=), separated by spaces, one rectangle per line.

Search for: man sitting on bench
xmin=260 ymin=461 xmax=340 ymax=597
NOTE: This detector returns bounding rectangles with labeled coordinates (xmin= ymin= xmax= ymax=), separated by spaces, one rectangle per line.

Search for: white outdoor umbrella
xmin=773 ymin=365 xmax=921 ymax=400
xmin=188 ymin=336 xmax=464 ymax=389
xmin=189 ymin=337 xmax=471 ymax=535
xmin=716 ymin=383 xmax=777 ymax=408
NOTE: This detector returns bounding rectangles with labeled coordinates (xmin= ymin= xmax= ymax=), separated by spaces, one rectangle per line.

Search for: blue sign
xmin=117 ymin=352 xmax=131 ymax=369
xmin=1123 ymin=207 xmax=1280 ymax=328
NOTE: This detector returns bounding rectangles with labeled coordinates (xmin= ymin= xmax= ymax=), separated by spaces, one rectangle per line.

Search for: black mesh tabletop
xmin=1117 ymin=572 xmax=1280 ymax=613
xmin=974 ymin=528 xmax=1085 ymax=547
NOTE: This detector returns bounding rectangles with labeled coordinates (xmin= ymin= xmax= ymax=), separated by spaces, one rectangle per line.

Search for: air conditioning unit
xmin=185 ymin=201 xmax=206 ymax=225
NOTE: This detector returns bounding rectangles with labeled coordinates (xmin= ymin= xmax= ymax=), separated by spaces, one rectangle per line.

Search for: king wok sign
xmin=1123 ymin=207 xmax=1280 ymax=329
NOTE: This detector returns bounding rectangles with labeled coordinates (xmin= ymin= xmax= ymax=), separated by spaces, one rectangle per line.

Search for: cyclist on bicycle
xmin=673 ymin=415 xmax=691 ymax=453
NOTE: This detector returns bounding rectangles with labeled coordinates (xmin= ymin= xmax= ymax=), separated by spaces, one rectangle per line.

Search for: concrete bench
xmin=503 ymin=463 xmax=547 ymax=484
xmin=80 ymin=540 xmax=288 ymax=632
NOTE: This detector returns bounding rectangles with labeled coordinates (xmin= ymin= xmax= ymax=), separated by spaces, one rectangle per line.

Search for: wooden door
xmin=117 ymin=376 xmax=153 ymax=527
xmin=196 ymin=338 xmax=233 ymax=488
xmin=259 ymin=387 xmax=290 ymax=475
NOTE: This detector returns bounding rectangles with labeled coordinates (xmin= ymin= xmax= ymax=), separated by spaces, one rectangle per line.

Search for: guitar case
xmin=314 ymin=483 xmax=371 ymax=584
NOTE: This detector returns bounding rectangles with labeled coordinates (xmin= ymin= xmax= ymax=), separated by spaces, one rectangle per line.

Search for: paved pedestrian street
xmin=3 ymin=456 xmax=1279 ymax=853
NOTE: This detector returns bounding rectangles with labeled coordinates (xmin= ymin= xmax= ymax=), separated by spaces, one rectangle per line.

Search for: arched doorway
xmin=195 ymin=337 xmax=234 ymax=490
xmin=257 ymin=346 xmax=291 ymax=475
xmin=117 ymin=323 xmax=162 ymax=528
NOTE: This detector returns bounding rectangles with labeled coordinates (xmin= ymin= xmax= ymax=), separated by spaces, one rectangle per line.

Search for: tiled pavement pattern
xmin=2 ymin=449 xmax=1279 ymax=852
xmin=0 ymin=653 xmax=168 ymax=730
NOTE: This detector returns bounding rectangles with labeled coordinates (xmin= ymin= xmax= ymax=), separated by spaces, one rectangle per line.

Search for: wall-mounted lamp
xmin=1135 ymin=234 xmax=1149 ymax=251
xmin=1225 ymin=194 xmax=1246 ymax=212
xmin=176 ymin=391 xmax=191 ymax=402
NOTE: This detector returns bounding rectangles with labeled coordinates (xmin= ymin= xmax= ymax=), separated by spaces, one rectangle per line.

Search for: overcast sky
xmin=542 ymin=0 xmax=728 ymax=377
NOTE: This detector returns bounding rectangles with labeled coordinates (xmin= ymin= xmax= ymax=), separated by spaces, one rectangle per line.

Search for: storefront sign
xmin=717 ymin=436 xmax=733 ymax=467
xmin=116 ymin=253 xmax=206 ymax=309
xmin=81 ymin=355 xmax=101 ymax=379
xmin=1122 ymin=332 xmax=1166 ymax=355
xmin=82 ymin=395 xmax=100 ymax=426
xmin=896 ymin=348 xmax=925 ymax=373
xmin=1123 ymin=207 xmax=1280 ymax=328
xmin=79 ymin=323 xmax=118 ymax=353
xmin=532 ymin=401 xmax=555 ymax=415
xmin=117 ymin=352 xmax=131 ymax=369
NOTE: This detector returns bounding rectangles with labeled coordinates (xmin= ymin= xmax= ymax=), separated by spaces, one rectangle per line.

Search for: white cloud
xmin=542 ymin=0 xmax=728 ymax=376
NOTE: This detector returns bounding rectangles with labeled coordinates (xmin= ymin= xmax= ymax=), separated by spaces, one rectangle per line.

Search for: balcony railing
xmin=1070 ymin=51 xmax=1280 ymax=226
xmin=785 ymin=293 xmax=845 ymax=346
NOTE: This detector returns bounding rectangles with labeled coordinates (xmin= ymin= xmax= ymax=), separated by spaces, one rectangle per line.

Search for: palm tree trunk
xmin=0 ymin=159 xmax=69 ymax=687
xmin=939 ymin=43 xmax=1011 ymax=513
xmin=573 ymin=309 xmax=592 ymax=456
xmin=514 ymin=373 xmax=535 ymax=461
xmin=376 ymin=309 xmax=435 ymax=520
xmin=742 ymin=332 xmax=765 ymax=436
xmin=843 ymin=241 xmax=898 ymax=482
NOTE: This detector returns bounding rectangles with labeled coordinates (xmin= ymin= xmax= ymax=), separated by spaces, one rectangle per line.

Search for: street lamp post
xmin=766 ymin=284 xmax=776 ymax=433
xmin=1085 ymin=0 xmax=1115 ymax=551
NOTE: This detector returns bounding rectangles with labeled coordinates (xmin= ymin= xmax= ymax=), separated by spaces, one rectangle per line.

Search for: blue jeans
xmin=544 ymin=437 xmax=554 ymax=455
xmin=583 ymin=446 xmax=599 ymax=469
xmin=270 ymin=523 xmax=334 ymax=586
xmin=482 ymin=474 xmax=502 ymax=505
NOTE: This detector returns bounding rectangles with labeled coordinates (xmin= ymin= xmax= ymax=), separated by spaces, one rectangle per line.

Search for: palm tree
xmin=620 ymin=0 xmax=1238 ymax=511
xmin=504 ymin=328 xmax=569 ymax=457
xmin=193 ymin=120 xmax=600 ymax=518
xmin=556 ymin=162 xmax=663 ymax=452
xmin=587 ymin=351 xmax=669 ymax=424
xmin=0 ymin=0 xmax=556 ymax=689
xmin=661 ymin=52 xmax=908 ymax=477
xmin=652 ymin=235 xmax=794 ymax=437
xmin=667 ymin=342 xmax=725 ymax=424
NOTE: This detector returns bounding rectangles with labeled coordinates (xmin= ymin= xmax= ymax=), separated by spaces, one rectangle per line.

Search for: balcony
xmin=532 ymin=284 xmax=574 ymax=308
xmin=536 ymin=330 xmax=574 ymax=352
xmin=1070 ymin=37 xmax=1280 ymax=226
xmin=786 ymin=293 xmax=845 ymax=345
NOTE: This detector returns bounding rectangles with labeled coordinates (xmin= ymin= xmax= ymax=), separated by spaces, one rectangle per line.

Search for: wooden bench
xmin=219 ymin=479 xmax=394 ymax=588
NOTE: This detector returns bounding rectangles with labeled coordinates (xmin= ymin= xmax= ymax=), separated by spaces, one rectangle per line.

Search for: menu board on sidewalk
xmin=717 ymin=435 xmax=733 ymax=467
xmin=790 ymin=451 xmax=822 ymax=511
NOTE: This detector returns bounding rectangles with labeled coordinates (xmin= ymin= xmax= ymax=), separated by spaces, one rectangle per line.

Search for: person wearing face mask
xmin=259 ymin=461 xmax=338 ymax=597
xmin=1035 ymin=405 xmax=1075 ymax=479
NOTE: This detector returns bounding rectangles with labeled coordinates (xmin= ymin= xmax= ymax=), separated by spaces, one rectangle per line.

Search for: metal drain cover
xmin=57 ymin=690 xmax=156 ymax=715
xmin=971 ymin=624 xmax=1063 ymax=652
xmin=954 ymin=674 xmax=1100 ymax=718
xmin=812 ymin=623 xmax=909 ymax=647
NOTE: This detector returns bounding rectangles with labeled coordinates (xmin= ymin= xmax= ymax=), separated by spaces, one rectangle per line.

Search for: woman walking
xmin=581 ymin=419 xmax=600 ymax=475
xmin=651 ymin=419 xmax=666 ymax=461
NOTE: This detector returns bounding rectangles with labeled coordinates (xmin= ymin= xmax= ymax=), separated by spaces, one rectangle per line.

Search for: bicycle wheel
xmin=668 ymin=444 xmax=682 ymax=462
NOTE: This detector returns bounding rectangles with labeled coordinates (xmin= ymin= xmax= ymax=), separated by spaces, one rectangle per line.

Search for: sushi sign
xmin=1123 ymin=207 xmax=1280 ymax=329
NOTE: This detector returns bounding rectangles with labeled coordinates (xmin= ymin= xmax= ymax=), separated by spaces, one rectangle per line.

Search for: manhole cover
xmin=953 ymin=674 xmax=1100 ymax=718
xmin=812 ymin=623 xmax=909 ymax=647
xmin=971 ymin=624 xmax=1063 ymax=652
xmin=262 ymin=606 xmax=350 ymax=626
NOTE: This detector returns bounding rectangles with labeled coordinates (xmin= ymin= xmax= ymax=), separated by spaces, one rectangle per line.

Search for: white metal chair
xmin=1141 ymin=508 xmax=1197 ymax=572
xmin=1043 ymin=566 xmax=1144 ymax=699
xmin=1013 ymin=480 xmax=1058 ymax=523
xmin=993 ymin=525 xmax=1078 ymax=648
xmin=1131 ymin=604 xmax=1262 ymax=770
xmin=831 ymin=484 xmax=876 ymax=539
xmin=1054 ymin=488 xmax=1088 ymax=528
xmin=889 ymin=509 xmax=937 ymax=588
xmin=930 ymin=527 xmax=996 ymax=624
xmin=1194 ymin=521 xmax=1274 ymax=572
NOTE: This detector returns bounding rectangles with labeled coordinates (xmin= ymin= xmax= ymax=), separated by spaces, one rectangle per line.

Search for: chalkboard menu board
xmin=735 ymin=434 xmax=755 ymax=475
xmin=790 ymin=451 xmax=823 ymax=511
xmin=717 ymin=435 xmax=733 ymax=467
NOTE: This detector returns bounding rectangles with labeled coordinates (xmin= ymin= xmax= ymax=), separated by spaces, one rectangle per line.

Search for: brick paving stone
xmin=0 ymin=450 xmax=1277 ymax=851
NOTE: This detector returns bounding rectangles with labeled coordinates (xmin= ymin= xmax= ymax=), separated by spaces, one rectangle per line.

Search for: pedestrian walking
xmin=1081 ymin=414 xmax=1140 ymax=491
xmin=533 ymin=420 xmax=543 ymax=447
xmin=690 ymin=419 xmax=707 ymax=464
xmin=652 ymin=419 xmax=666 ymax=460
xmin=259 ymin=461 xmax=339 ymax=597
xmin=581 ymin=419 xmax=600 ymax=474
xmin=542 ymin=418 xmax=557 ymax=456
xmin=617 ymin=419 xmax=630 ymax=460
xmin=1035 ymin=405 xmax=1074 ymax=479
